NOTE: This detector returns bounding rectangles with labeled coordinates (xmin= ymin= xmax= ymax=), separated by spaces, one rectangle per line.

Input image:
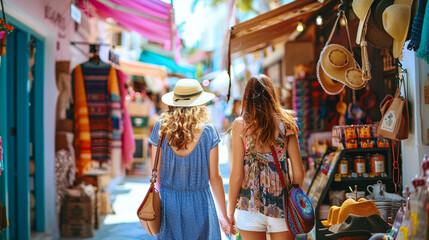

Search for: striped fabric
xmin=73 ymin=65 xmax=93 ymax=174
xmin=73 ymin=61 xmax=122 ymax=174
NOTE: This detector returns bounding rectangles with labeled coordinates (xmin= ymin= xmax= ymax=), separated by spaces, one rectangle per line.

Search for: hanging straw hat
xmin=161 ymin=79 xmax=215 ymax=107
xmin=353 ymin=0 xmax=375 ymax=44
xmin=383 ymin=0 xmax=414 ymax=58
xmin=320 ymin=44 xmax=366 ymax=90
xmin=317 ymin=60 xmax=345 ymax=95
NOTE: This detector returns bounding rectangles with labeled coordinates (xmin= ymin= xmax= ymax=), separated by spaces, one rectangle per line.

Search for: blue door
xmin=0 ymin=22 xmax=45 ymax=240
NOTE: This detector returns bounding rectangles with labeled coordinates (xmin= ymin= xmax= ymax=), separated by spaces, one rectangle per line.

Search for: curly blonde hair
xmin=159 ymin=106 xmax=211 ymax=150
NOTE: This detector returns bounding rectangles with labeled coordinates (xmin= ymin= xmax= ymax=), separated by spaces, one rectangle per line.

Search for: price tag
xmin=363 ymin=173 xmax=369 ymax=178
xmin=381 ymin=173 xmax=388 ymax=178
xmin=351 ymin=173 xmax=358 ymax=178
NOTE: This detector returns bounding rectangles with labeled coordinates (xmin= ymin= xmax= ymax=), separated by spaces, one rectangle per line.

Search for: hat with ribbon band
xmin=162 ymin=79 xmax=215 ymax=107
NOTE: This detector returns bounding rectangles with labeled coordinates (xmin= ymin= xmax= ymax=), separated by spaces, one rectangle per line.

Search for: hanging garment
xmin=73 ymin=60 xmax=122 ymax=174
xmin=408 ymin=0 xmax=428 ymax=51
xmin=417 ymin=1 xmax=429 ymax=63
xmin=116 ymin=70 xmax=135 ymax=170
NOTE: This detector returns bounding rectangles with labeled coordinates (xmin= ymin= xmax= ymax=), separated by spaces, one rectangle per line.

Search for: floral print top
xmin=236 ymin=122 xmax=295 ymax=218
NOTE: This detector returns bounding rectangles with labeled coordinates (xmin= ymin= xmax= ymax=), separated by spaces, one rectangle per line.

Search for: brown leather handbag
xmin=137 ymin=134 xmax=165 ymax=236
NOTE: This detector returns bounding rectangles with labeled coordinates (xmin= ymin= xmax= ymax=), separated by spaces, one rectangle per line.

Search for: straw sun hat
xmin=161 ymin=79 xmax=215 ymax=107
xmin=320 ymin=44 xmax=366 ymax=91
xmin=383 ymin=0 xmax=414 ymax=58
xmin=353 ymin=0 xmax=374 ymax=44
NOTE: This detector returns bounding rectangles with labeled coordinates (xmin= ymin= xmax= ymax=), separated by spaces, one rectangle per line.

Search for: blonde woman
xmin=227 ymin=74 xmax=304 ymax=240
xmin=148 ymin=79 xmax=231 ymax=239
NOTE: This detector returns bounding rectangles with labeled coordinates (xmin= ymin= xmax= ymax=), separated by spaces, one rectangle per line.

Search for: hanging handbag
xmin=137 ymin=134 xmax=165 ymax=236
xmin=270 ymin=135 xmax=315 ymax=235
xmin=377 ymin=77 xmax=409 ymax=141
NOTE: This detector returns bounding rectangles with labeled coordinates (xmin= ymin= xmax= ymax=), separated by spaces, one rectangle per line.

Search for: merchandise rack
xmin=306 ymin=146 xmax=396 ymax=239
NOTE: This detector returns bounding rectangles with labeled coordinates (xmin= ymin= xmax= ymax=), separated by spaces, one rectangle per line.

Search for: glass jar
xmin=370 ymin=154 xmax=385 ymax=176
xmin=370 ymin=124 xmax=379 ymax=137
xmin=358 ymin=125 xmax=372 ymax=138
xmin=354 ymin=156 xmax=366 ymax=176
xmin=339 ymin=158 xmax=349 ymax=177
xmin=332 ymin=125 xmax=341 ymax=138
xmin=377 ymin=138 xmax=390 ymax=148
xmin=360 ymin=138 xmax=375 ymax=148
xmin=345 ymin=125 xmax=357 ymax=139
xmin=346 ymin=139 xmax=358 ymax=149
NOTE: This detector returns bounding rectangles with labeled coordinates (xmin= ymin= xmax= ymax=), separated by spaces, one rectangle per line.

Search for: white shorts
xmin=235 ymin=209 xmax=288 ymax=233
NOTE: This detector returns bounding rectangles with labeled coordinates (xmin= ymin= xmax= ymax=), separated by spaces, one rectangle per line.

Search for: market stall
xmin=227 ymin=0 xmax=429 ymax=238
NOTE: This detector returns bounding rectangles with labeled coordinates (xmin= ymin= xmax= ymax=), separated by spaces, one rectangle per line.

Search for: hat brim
xmin=321 ymin=220 xmax=332 ymax=228
xmin=321 ymin=44 xmax=357 ymax=85
xmin=162 ymin=91 xmax=215 ymax=107
xmin=356 ymin=10 xmax=371 ymax=45
xmin=317 ymin=59 xmax=345 ymax=95
xmin=392 ymin=23 xmax=409 ymax=58
xmin=353 ymin=0 xmax=374 ymax=44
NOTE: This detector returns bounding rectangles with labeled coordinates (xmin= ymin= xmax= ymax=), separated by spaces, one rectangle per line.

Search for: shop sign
xmin=44 ymin=4 xmax=67 ymax=30
xmin=71 ymin=4 xmax=82 ymax=24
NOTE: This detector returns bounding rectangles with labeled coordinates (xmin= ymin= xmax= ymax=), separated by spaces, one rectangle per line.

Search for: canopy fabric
xmin=116 ymin=60 xmax=168 ymax=86
xmin=229 ymin=0 xmax=335 ymax=58
xmin=88 ymin=0 xmax=174 ymax=49
xmin=139 ymin=50 xmax=196 ymax=78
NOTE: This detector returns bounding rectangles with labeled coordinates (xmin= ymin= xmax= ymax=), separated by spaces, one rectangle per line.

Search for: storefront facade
xmin=0 ymin=1 xmax=90 ymax=239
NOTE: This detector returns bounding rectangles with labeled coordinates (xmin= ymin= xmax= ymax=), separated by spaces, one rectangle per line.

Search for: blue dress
xmin=148 ymin=120 xmax=222 ymax=240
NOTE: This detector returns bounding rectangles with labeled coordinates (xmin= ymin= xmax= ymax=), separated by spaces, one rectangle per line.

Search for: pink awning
xmin=86 ymin=0 xmax=174 ymax=50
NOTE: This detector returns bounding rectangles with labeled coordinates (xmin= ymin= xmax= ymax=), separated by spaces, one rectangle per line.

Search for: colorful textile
xmin=116 ymin=69 xmax=135 ymax=170
xmin=148 ymin=120 xmax=222 ymax=239
xmin=417 ymin=1 xmax=429 ymax=63
xmin=73 ymin=65 xmax=93 ymax=174
xmin=87 ymin=0 xmax=175 ymax=49
xmin=236 ymin=122 xmax=295 ymax=218
xmin=73 ymin=61 xmax=122 ymax=173
xmin=407 ymin=0 xmax=428 ymax=51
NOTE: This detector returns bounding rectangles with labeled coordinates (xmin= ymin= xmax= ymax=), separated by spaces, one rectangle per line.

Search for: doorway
xmin=1 ymin=24 xmax=45 ymax=240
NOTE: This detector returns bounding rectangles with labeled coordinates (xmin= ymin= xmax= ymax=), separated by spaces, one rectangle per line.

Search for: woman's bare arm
xmin=227 ymin=118 xmax=245 ymax=216
xmin=286 ymin=134 xmax=304 ymax=187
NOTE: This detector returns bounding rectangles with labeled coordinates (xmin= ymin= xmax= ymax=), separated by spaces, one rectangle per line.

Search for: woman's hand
xmin=219 ymin=215 xmax=232 ymax=236
xmin=228 ymin=214 xmax=237 ymax=236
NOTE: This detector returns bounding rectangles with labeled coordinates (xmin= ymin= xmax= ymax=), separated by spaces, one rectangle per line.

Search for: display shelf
xmin=336 ymin=176 xmax=391 ymax=182
xmin=306 ymin=146 xmax=397 ymax=239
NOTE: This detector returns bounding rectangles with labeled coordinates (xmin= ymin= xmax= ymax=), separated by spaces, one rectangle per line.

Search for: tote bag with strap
xmin=377 ymin=79 xmax=409 ymax=141
xmin=270 ymin=135 xmax=315 ymax=235
xmin=137 ymin=134 xmax=165 ymax=236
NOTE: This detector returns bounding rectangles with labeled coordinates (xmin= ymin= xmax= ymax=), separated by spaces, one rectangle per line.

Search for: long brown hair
xmin=159 ymin=106 xmax=211 ymax=150
xmin=242 ymin=74 xmax=298 ymax=147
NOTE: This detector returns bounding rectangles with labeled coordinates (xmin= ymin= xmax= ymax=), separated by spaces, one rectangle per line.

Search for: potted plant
xmin=0 ymin=19 xmax=14 ymax=56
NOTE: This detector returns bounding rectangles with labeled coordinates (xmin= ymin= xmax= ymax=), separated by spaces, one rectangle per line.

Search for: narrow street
xmin=61 ymin=137 xmax=231 ymax=240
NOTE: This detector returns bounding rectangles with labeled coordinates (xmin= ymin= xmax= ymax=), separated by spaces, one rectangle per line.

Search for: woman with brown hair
xmin=148 ymin=79 xmax=231 ymax=239
xmin=227 ymin=74 xmax=304 ymax=240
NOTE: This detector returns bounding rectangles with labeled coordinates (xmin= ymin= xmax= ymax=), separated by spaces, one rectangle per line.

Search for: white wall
xmin=4 ymin=0 xmax=88 ymax=237
xmin=401 ymin=47 xmax=429 ymax=190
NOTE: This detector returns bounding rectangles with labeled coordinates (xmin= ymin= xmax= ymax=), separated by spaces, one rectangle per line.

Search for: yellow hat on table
xmin=321 ymin=198 xmax=381 ymax=228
